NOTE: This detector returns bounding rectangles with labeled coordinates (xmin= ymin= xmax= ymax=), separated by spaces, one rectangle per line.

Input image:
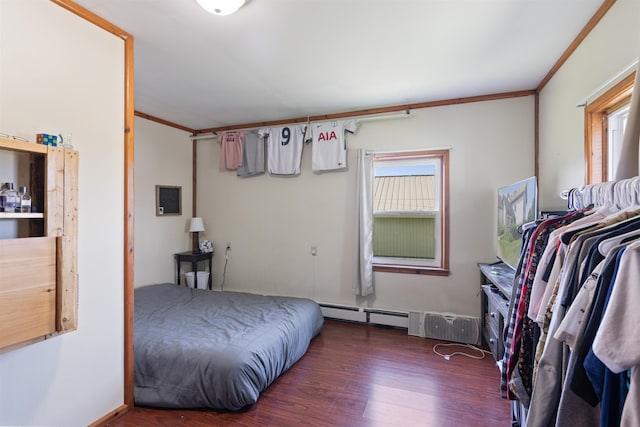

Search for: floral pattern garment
xmin=503 ymin=210 xmax=586 ymax=401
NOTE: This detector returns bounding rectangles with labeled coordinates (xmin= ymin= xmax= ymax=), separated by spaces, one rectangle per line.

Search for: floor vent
xmin=408 ymin=311 xmax=480 ymax=345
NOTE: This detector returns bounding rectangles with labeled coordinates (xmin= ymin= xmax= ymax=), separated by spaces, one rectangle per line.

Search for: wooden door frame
xmin=584 ymin=72 xmax=634 ymax=184
xmin=50 ymin=0 xmax=135 ymax=411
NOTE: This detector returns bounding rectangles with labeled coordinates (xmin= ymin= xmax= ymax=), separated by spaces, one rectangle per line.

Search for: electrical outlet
xmin=310 ymin=246 xmax=317 ymax=256
xmin=226 ymin=242 xmax=231 ymax=250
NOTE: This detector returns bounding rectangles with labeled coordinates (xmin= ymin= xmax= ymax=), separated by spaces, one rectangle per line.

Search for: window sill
xmin=373 ymin=264 xmax=450 ymax=276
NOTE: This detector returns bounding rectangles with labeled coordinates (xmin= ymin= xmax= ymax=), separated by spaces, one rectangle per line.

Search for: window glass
xmin=372 ymin=150 xmax=449 ymax=274
xmin=585 ymin=73 xmax=633 ymax=184
xmin=607 ymin=104 xmax=630 ymax=181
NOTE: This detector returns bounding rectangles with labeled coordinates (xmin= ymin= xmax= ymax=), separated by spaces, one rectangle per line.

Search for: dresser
xmin=479 ymin=262 xmax=514 ymax=363
xmin=480 ymin=263 xmax=529 ymax=426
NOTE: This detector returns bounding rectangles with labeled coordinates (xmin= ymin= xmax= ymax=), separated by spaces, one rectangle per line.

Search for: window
xmin=607 ymin=104 xmax=629 ymax=181
xmin=585 ymin=72 xmax=634 ymax=184
xmin=371 ymin=149 xmax=449 ymax=275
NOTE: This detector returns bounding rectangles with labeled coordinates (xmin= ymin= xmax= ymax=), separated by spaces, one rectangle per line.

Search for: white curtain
xmin=615 ymin=52 xmax=640 ymax=179
xmin=354 ymin=149 xmax=374 ymax=296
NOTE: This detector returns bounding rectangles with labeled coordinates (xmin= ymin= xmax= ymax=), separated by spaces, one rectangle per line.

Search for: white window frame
xmin=607 ymin=104 xmax=630 ymax=181
xmin=371 ymin=149 xmax=449 ymax=275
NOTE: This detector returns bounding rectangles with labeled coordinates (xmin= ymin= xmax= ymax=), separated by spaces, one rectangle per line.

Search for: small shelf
xmin=0 ymin=137 xmax=48 ymax=154
xmin=0 ymin=212 xmax=44 ymax=219
xmin=0 ymin=133 xmax=79 ymax=351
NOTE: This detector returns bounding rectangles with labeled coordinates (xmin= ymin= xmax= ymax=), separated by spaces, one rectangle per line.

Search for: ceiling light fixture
xmin=196 ymin=0 xmax=246 ymax=16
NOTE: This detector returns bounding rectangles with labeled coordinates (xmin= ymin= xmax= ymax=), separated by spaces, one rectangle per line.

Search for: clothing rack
xmin=506 ymin=176 xmax=640 ymax=426
xmin=562 ymin=176 xmax=640 ymax=210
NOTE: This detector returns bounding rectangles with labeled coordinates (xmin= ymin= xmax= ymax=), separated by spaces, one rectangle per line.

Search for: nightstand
xmin=174 ymin=251 xmax=213 ymax=290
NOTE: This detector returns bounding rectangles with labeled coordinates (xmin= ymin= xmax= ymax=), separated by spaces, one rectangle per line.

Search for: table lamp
xmin=189 ymin=217 xmax=205 ymax=253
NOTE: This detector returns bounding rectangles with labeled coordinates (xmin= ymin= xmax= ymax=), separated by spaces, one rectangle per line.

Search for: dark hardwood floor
xmin=103 ymin=320 xmax=510 ymax=427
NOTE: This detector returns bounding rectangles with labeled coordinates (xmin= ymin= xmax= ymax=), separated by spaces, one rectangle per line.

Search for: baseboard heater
xmin=319 ymin=304 xmax=408 ymax=329
xmin=319 ymin=304 xmax=481 ymax=345
xmin=408 ymin=311 xmax=481 ymax=345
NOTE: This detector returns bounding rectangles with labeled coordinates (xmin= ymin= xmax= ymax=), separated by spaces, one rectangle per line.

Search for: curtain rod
xmin=576 ymin=58 xmax=639 ymax=107
xmin=189 ymin=133 xmax=216 ymax=141
xmin=351 ymin=110 xmax=411 ymax=123
xmin=190 ymin=110 xmax=412 ymax=139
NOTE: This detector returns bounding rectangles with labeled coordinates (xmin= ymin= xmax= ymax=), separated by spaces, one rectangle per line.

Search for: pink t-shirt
xmin=218 ymin=132 xmax=245 ymax=170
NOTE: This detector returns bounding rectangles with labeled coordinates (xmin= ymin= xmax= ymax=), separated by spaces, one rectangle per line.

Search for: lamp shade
xmin=189 ymin=217 xmax=205 ymax=232
xmin=196 ymin=0 xmax=245 ymax=16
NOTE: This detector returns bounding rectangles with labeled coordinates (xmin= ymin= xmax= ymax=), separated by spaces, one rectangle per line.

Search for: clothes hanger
xmin=598 ymin=227 xmax=640 ymax=256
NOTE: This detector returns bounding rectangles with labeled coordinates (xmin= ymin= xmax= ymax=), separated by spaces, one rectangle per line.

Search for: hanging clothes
xmin=307 ymin=119 xmax=358 ymax=172
xmin=259 ymin=125 xmax=307 ymax=175
xmin=218 ymin=131 xmax=245 ymax=171
xmin=592 ymin=241 xmax=640 ymax=426
xmin=236 ymin=131 xmax=265 ymax=177
xmin=502 ymin=209 xmax=587 ymax=405
xmin=503 ymin=177 xmax=640 ymax=427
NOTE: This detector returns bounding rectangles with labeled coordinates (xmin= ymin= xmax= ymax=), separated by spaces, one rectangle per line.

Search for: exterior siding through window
xmin=374 ymin=175 xmax=436 ymax=259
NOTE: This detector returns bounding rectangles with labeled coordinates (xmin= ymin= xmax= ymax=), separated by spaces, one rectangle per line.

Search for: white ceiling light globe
xmin=196 ymin=0 xmax=246 ymax=16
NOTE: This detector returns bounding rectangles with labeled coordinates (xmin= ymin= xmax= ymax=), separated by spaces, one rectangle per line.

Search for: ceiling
xmin=73 ymin=0 xmax=606 ymax=131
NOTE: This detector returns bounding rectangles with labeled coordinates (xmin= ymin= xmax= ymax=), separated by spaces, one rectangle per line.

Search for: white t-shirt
xmin=259 ymin=125 xmax=307 ymax=175
xmin=308 ymin=120 xmax=358 ymax=171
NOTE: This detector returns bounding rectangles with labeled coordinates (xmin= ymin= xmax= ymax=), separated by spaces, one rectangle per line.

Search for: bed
xmin=134 ymin=283 xmax=324 ymax=411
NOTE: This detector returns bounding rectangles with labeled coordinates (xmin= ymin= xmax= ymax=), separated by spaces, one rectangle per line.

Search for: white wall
xmin=196 ymin=97 xmax=535 ymax=316
xmin=538 ymin=0 xmax=640 ymax=210
xmin=134 ymin=117 xmax=192 ymax=287
xmin=0 ymin=1 xmax=124 ymax=426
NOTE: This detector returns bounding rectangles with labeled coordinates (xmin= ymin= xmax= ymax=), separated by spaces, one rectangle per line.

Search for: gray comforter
xmin=134 ymin=283 xmax=324 ymax=410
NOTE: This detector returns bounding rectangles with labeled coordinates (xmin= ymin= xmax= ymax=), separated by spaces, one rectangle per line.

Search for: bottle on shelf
xmin=18 ymin=186 xmax=31 ymax=213
xmin=63 ymin=132 xmax=73 ymax=149
xmin=0 ymin=183 xmax=18 ymax=213
xmin=0 ymin=183 xmax=6 ymax=212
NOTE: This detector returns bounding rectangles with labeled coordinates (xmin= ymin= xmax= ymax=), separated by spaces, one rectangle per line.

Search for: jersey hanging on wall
xmin=237 ymin=131 xmax=265 ymax=177
xmin=218 ymin=131 xmax=245 ymax=170
xmin=308 ymin=120 xmax=358 ymax=171
xmin=259 ymin=125 xmax=307 ymax=175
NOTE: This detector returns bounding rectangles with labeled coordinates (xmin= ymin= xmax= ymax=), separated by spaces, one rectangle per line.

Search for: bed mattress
xmin=134 ymin=283 xmax=324 ymax=410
